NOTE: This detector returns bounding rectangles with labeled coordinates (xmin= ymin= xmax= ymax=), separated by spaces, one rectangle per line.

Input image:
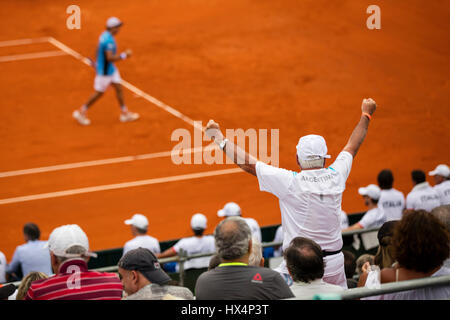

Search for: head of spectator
xmin=23 ymin=223 xmax=40 ymax=242
xmin=358 ymin=184 xmax=380 ymax=208
xmin=374 ymin=221 xmax=398 ymax=269
xmin=191 ymin=213 xmax=207 ymax=237
xmin=429 ymin=164 xmax=450 ymax=186
xmin=392 ymin=210 xmax=449 ymax=274
xmin=0 ymin=284 xmax=16 ymax=300
xmin=16 ymin=271 xmax=48 ymax=300
xmin=47 ymin=224 xmax=97 ymax=274
xmin=217 ymin=202 xmax=242 ymax=218
xmin=411 ymin=170 xmax=426 ymax=186
xmin=355 ymin=254 xmax=375 ymax=276
xmin=377 ymin=169 xmax=394 ymax=190
xmin=248 ymin=236 xmax=264 ymax=267
xmin=208 ymin=254 xmax=222 ymax=270
xmin=214 ymin=216 xmax=252 ymax=263
xmin=124 ymin=213 xmax=149 ymax=236
xmin=343 ymin=250 xmax=357 ymax=287
xmin=295 ymin=134 xmax=330 ymax=170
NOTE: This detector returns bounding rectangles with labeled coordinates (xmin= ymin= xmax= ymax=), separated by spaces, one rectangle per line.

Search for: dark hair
xmin=284 ymin=237 xmax=325 ymax=283
xmin=378 ymin=169 xmax=394 ymax=189
xmin=392 ymin=210 xmax=449 ymax=273
xmin=135 ymin=227 xmax=147 ymax=234
xmin=23 ymin=223 xmax=40 ymax=241
xmin=193 ymin=228 xmax=205 ymax=237
xmin=343 ymin=250 xmax=356 ymax=279
xmin=411 ymin=170 xmax=426 ymax=184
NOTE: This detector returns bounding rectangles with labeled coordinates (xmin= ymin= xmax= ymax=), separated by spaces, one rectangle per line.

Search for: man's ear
xmin=259 ymin=258 xmax=265 ymax=267
xmin=131 ymin=270 xmax=139 ymax=284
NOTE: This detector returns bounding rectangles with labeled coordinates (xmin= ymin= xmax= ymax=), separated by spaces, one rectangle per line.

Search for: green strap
xmin=218 ymin=262 xmax=248 ymax=267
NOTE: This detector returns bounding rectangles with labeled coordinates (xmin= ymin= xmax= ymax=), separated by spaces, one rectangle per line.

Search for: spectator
xmin=195 ymin=216 xmax=294 ymax=300
xmin=429 ymin=164 xmax=450 ymax=205
xmin=343 ymin=250 xmax=357 ymax=288
xmin=208 ymin=254 xmax=222 ymax=271
xmin=118 ymin=247 xmax=194 ymax=300
xmin=6 ymin=223 xmax=52 ymax=280
xmin=377 ymin=169 xmax=405 ymax=221
xmin=249 ymin=237 xmax=264 ymax=267
xmin=355 ymin=254 xmax=375 ymax=278
xmin=405 ymin=170 xmax=440 ymax=212
xmin=285 ymin=237 xmax=344 ymax=299
xmin=25 ymin=224 xmax=123 ymax=300
xmin=217 ymin=202 xmax=262 ymax=243
xmin=373 ymin=221 xmax=398 ymax=269
xmin=358 ymin=210 xmax=450 ymax=299
xmin=273 ymin=225 xmax=283 ymax=257
xmin=0 ymin=250 xmax=6 ymax=283
xmin=205 ymin=98 xmax=377 ymax=289
xmin=431 ymin=205 xmax=450 ymax=269
xmin=343 ymin=184 xmax=386 ymax=232
xmin=0 ymin=283 xmax=16 ymax=300
xmin=16 ymin=271 xmax=48 ymax=300
xmin=123 ymin=213 xmax=160 ymax=256
xmin=156 ymin=213 xmax=215 ymax=271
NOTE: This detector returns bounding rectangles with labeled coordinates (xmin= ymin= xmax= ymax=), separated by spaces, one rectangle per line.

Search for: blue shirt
xmin=6 ymin=240 xmax=53 ymax=279
xmin=96 ymin=30 xmax=117 ymax=76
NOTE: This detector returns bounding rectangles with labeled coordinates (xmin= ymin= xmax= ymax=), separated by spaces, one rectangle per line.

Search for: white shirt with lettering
xmin=123 ymin=235 xmax=161 ymax=256
xmin=173 ymin=235 xmax=216 ymax=270
xmin=255 ymin=151 xmax=353 ymax=286
xmin=379 ymin=188 xmax=405 ymax=221
xmin=406 ymin=182 xmax=440 ymax=212
xmin=434 ymin=180 xmax=450 ymax=205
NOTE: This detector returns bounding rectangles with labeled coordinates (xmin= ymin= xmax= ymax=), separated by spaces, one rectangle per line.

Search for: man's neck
xmin=221 ymin=256 xmax=249 ymax=265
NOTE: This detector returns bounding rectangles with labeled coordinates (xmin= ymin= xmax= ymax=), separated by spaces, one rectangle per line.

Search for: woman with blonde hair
xmin=16 ymin=271 xmax=48 ymax=300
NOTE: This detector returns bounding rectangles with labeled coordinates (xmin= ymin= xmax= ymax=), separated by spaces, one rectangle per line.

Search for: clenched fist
xmin=205 ymin=119 xmax=224 ymax=141
xmin=361 ymin=98 xmax=376 ymax=115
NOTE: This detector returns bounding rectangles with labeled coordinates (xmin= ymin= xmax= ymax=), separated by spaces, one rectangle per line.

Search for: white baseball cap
xmin=106 ymin=17 xmax=123 ymax=29
xmin=46 ymin=224 xmax=97 ymax=258
xmin=217 ymin=202 xmax=241 ymax=217
xmin=124 ymin=213 xmax=149 ymax=230
xmin=191 ymin=213 xmax=207 ymax=230
xmin=296 ymin=135 xmax=331 ymax=161
xmin=358 ymin=184 xmax=381 ymax=200
xmin=429 ymin=164 xmax=450 ymax=178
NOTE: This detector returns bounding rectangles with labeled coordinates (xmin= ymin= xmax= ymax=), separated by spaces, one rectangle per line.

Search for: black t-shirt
xmin=195 ymin=265 xmax=294 ymax=300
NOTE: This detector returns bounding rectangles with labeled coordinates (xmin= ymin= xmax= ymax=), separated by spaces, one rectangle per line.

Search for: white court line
xmin=0 ymin=50 xmax=67 ymax=63
xmin=0 ymin=145 xmax=218 ymax=178
xmin=0 ymin=37 xmax=50 ymax=47
xmin=0 ymin=168 xmax=242 ymax=205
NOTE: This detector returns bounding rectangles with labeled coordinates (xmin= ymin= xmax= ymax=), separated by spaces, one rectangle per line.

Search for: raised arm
xmin=343 ymin=98 xmax=377 ymax=158
xmin=205 ymin=120 xmax=258 ymax=176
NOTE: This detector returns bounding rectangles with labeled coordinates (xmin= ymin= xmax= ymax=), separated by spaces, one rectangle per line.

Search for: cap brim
xmin=217 ymin=209 xmax=226 ymax=217
xmin=124 ymin=219 xmax=133 ymax=225
xmin=358 ymin=187 xmax=368 ymax=196
xmin=429 ymin=170 xmax=438 ymax=176
xmin=141 ymin=269 xmax=171 ymax=285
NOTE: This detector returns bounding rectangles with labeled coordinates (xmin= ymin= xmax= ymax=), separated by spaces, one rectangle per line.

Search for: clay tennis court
xmin=1 ymin=0 xmax=449 ymax=260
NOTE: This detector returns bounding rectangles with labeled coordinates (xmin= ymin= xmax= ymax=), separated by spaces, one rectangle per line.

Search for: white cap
xmin=429 ymin=164 xmax=450 ymax=178
xmin=358 ymin=184 xmax=381 ymax=200
xmin=296 ymin=135 xmax=331 ymax=161
xmin=124 ymin=214 xmax=149 ymax=230
xmin=106 ymin=17 xmax=123 ymax=29
xmin=191 ymin=213 xmax=207 ymax=230
xmin=46 ymin=224 xmax=97 ymax=258
xmin=217 ymin=202 xmax=241 ymax=217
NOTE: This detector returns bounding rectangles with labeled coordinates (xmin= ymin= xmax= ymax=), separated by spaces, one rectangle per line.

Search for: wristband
xmin=120 ymin=52 xmax=127 ymax=60
xmin=362 ymin=112 xmax=372 ymax=120
xmin=219 ymin=138 xmax=228 ymax=151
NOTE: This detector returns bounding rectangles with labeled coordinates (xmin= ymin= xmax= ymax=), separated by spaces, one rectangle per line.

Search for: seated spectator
xmin=429 ymin=164 xmax=450 ymax=205
xmin=342 ymin=184 xmax=386 ymax=232
xmin=16 ymin=271 xmax=48 ymax=300
xmin=373 ymin=221 xmax=398 ymax=269
xmin=118 ymin=247 xmax=194 ymax=300
xmin=406 ymin=170 xmax=440 ymax=212
xmin=358 ymin=210 xmax=450 ymax=299
xmin=0 ymin=283 xmax=16 ymax=300
xmin=123 ymin=213 xmax=160 ymax=256
xmin=6 ymin=223 xmax=52 ymax=280
xmin=431 ymin=205 xmax=450 ymax=269
xmin=377 ymin=169 xmax=405 ymax=221
xmin=25 ymin=224 xmax=123 ymax=300
xmin=0 ymin=250 xmax=6 ymax=283
xmin=355 ymin=254 xmax=375 ymax=278
xmin=217 ymin=202 xmax=262 ymax=243
xmin=195 ymin=216 xmax=294 ymax=300
xmin=285 ymin=237 xmax=344 ymax=299
xmin=273 ymin=225 xmax=283 ymax=257
xmin=343 ymin=250 xmax=357 ymax=288
xmin=249 ymin=237 xmax=264 ymax=267
xmin=156 ymin=213 xmax=215 ymax=271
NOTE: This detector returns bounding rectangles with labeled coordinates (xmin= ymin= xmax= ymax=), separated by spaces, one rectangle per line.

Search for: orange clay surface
xmin=0 ymin=0 xmax=449 ymax=260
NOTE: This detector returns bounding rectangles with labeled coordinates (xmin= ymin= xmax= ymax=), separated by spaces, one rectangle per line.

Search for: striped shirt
xmin=25 ymin=259 xmax=123 ymax=300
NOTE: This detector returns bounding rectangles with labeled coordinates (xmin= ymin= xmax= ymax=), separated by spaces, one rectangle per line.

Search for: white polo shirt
xmin=406 ymin=182 xmax=441 ymax=212
xmin=379 ymin=189 xmax=405 ymax=221
xmin=255 ymin=150 xmax=353 ymax=278
xmin=173 ymin=235 xmax=216 ymax=270
xmin=358 ymin=207 xmax=387 ymax=229
xmin=123 ymin=235 xmax=161 ymax=256
xmin=434 ymin=180 xmax=450 ymax=205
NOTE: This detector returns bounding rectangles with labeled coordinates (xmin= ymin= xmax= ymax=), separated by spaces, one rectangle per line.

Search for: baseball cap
xmin=358 ymin=184 xmax=381 ymax=200
xmin=124 ymin=213 xmax=149 ymax=230
xmin=106 ymin=17 xmax=123 ymax=29
xmin=46 ymin=224 xmax=97 ymax=258
xmin=217 ymin=202 xmax=241 ymax=217
xmin=296 ymin=135 xmax=331 ymax=161
xmin=118 ymin=248 xmax=171 ymax=285
xmin=191 ymin=213 xmax=207 ymax=230
xmin=429 ymin=164 xmax=450 ymax=178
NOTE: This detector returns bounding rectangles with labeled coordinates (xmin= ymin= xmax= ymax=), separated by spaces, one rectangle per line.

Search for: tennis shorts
xmin=94 ymin=70 xmax=121 ymax=92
